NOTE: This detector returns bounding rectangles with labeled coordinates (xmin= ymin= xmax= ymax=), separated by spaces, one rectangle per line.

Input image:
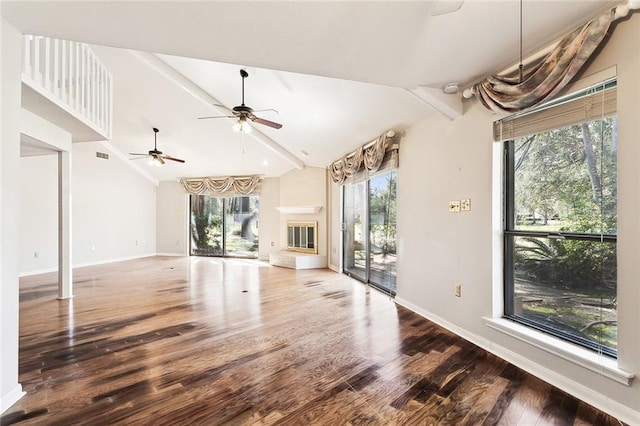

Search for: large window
xmin=190 ymin=195 xmax=259 ymax=258
xmin=503 ymin=82 xmax=617 ymax=357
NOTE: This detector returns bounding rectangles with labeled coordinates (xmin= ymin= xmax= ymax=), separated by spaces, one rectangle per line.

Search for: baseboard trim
xmin=394 ymin=297 xmax=640 ymax=425
xmin=73 ymin=253 xmax=157 ymax=269
xmin=154 ymin=252 xmax=186 ymax=257
xmin=19 ymin=267 xmax=58 ymax=277
xmin=0 ymin=384 xmax=25 ymax=415
xmin=328 ymin=264 xmax=341 ymax=273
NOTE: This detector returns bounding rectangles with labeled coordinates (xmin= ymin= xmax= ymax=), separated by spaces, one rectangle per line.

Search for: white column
xmin=58 ymin=150 xmax=72 ymax=299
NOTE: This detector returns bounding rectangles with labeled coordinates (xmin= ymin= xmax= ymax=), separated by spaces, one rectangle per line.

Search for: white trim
xmin=0 ymin=384 xmax=25 ymax=415
xmin=72 ymin=253 xmax=156 ymax=269
xmin=154 ymin=252 xmax=185 ymax=257
xmin=394 ymin=297 xmax=640 ymax=425
xmin=328 ymin=264 xmax=341 ymax=273
xmin=19 ymin=267 xmax=58 ymax=277
xmin=485 ymin=317 xmax=634 ymax=385
xmin=276 ymin=206 xmax=323 ymax=214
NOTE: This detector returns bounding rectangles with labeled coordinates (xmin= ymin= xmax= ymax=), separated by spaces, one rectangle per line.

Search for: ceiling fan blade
xmin=129 ymin=156 xmax=148 ymax=161
xmin=198 ymin=115 xmax=236 ymax=120
xmin=129 ymin=153 xmax=149 ymax=156
xmin=163 ymin=155 xmax=185 ymax=163
xmin=252 ymin=108 xmax=279 ymax=115
xmin=252 ymin=117 xmax=283 ymax=129
xmin=213 ymin=103 xmax=234 ymax=113
xmin=156 ymin=156 xmax=165 ymax=165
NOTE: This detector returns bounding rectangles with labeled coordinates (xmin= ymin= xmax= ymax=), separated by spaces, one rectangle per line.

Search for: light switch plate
xmin=461 ymin=199 xmax=471 ymax=211
xmin=449 ymin=200 xmax=461 ymax=213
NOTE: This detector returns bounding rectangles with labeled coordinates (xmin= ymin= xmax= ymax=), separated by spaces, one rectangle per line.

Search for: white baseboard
xmin=328 ymin=264 xmax=341 ymax=273
xmin=394 ymin=297 xmax=640 ymax=426
xmin=19 ymin=267 xmax=58 ymax=277
xmin=19 ymin=253 xmax=179 ymax=277
xmin=0 ymin=384 xmax=25 ymax=415
xmin=72 ymin=253 xmax=157 ymax=269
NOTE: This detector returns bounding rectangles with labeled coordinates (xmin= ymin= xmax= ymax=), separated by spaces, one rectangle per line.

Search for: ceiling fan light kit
xmin=233 ymin=116 xmax=252 ymax=133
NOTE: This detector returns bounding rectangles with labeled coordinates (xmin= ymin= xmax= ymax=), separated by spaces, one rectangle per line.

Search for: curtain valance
xmin=329 ymin=130 xmax=397 ymax=185
xmin=465 ymin=1 xmax=637 ymax=113
xmin=179 ymin=175 xmax=262 ymax=196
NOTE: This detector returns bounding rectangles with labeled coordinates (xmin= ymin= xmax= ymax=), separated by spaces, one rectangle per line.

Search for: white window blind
xmin=494 ymin=79 xmax=617 ymax=142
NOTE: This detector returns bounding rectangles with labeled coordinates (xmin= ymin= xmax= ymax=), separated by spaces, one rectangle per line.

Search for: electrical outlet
xmin=461 ymin=199 xmax=471 ymax=211
xmin=454 ymin=283 xmax=461 ymax=297
xmin=449 ymin=200 xmax=461 ymax=213
xmin=34 ymin=251 xmax=39 ymax=258
xmin=271 ymin=241 xmax=274 ymax=247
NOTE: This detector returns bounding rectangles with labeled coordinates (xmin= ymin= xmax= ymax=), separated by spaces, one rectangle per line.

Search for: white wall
xmin=19 ymin=155 xmax=59 ymax=274
xmin=17 ymin=143 xmax=158 ymax=272
xmin=156 ymin=181 xmax=188 ymax=255
xmin=1 ymin=19 xmax=25 ymax=414
xmin=71 ymin=142 xmax=157 ymax=266
xmin=394 ymin=13 xmax=640 ymax=422
xmin=278 ymin=166 xmax=327 ymax=256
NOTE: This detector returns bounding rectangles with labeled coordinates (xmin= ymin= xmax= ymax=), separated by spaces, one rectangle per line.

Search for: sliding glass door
xmin=343 ymin=181 xmax=368 ymax=281
xmin=343 ymin=170 xmax=396 ymax=295
xmin=190 ymin=194 xmax=259 ymax=258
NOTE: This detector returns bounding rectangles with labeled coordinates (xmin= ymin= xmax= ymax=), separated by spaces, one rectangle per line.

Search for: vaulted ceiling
xmin=1 ymin=0 xmax=619 ymax=181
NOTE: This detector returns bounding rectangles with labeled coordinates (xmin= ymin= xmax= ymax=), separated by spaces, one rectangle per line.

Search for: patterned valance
xmin=329 ymin=131 xmax=397 ymax=184
xmin=179 ymin=175 xmax=262 ymax=196
xmin=465 ymin=1 xmax=637 ymax=113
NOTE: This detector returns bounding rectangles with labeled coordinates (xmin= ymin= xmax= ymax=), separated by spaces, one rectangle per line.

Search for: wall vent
xmin=96 ymin=152 xmax=109 ymax=160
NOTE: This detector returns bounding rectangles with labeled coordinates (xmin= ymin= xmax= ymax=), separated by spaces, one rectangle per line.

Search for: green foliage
xmin=513 ymin=118 xmax=617 ymax=233
xmin=369 ymin=172 xmax=397 ymax=254
xmin=512 ymin=117 xmax=617 ymax=294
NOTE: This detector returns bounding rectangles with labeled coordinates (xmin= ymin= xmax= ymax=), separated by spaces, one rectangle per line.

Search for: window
xmin=503 ymin=81 xmax=617 ymax=357
xmin=190 ymin=195 xmax=259 ymax=258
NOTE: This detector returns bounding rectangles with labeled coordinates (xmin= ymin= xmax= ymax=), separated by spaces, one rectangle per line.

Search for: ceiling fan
xmin=198 ymin=69 xmax=283 ymax=133
xmin=129 ymin=127 xmax=185 ymax=166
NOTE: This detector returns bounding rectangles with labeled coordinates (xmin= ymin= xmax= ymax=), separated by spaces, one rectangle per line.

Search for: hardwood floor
xmin=2 ymin=256 xmax=624 ymax=425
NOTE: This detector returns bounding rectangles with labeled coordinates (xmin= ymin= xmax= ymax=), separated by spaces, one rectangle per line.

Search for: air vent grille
xmin=96 ymin=152 xmax=109 ymax=160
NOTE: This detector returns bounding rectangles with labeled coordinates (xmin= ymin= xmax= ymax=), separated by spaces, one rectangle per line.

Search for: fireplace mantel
xmin=275 ymin=206 xmax=323 ymax=214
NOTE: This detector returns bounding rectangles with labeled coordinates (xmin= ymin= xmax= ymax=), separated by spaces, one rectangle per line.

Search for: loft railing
xmin=22 ymin=35 xmax=112 ymax=139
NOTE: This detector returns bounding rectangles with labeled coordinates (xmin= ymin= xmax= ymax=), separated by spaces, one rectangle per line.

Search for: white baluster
xmin=81 ymin=44 xmax=86 ymax=117
xmin=75 ymin=43 xmax=81 ymax=110
xmin=23 ymin=35 xmax=32 ymax=80
xmin=53 ymin=39 xmax=60 ymax=97
xmin=44 ymin=38 xmax=51 ymax=90
xmin=33 ymin=36 xmax=41 ymax=85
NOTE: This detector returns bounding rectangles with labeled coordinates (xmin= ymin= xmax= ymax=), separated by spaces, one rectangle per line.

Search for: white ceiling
xmin=1 ymin=0 xmax=619 ymax=182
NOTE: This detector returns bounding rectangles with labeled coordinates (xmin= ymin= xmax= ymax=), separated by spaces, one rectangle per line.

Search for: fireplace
xmin=286 ymin=221 xmax=317 ymax=254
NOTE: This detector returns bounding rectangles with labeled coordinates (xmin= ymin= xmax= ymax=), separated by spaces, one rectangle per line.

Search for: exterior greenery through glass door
xmin=190 ymin=194 xmax=259 ymax=258
xmin=504 ymin=89 xmax=617 ymax=356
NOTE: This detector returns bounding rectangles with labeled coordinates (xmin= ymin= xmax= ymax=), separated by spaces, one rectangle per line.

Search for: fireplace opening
xmin=286 ymin=221 xmax=318 ymax=254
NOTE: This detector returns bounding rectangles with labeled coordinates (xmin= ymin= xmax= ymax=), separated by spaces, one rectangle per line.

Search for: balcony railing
xmin=22 ymin=35 xmax=112 ymax=140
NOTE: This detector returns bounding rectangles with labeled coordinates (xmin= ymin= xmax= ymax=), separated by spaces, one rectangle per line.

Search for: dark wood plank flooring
xmin=1 ymin=256 xmax=624 ymax=425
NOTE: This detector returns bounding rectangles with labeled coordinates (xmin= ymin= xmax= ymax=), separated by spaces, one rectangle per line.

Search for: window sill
xmin=484 ymin=317 xmax=634 ymax=386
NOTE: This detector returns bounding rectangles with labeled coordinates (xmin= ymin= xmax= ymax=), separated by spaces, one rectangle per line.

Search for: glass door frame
xmin=188 ymin=194 xmax=259 ymax=259
xmin=342 ymin=170 xmax=396 ymax=296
